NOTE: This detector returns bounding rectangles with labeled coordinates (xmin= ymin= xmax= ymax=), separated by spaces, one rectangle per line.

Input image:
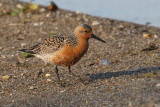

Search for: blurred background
xmin=21 ymin=0 xmax=160 ymax=27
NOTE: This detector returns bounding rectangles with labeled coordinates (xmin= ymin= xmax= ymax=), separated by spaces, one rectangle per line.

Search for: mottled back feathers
xmin=20 ymin=32 xmax=79 ymax=55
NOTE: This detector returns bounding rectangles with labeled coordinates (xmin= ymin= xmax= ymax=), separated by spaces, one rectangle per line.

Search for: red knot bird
xmin=20 ymin=24 xmax=106 ymax=86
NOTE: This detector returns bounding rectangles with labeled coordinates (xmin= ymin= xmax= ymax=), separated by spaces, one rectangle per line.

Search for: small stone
xmin=60 ymin=90 xmax=64 ymax=93
xmin=84 ymin=18 xmax=88 ymax=22
xmin=39 ymin=22 xmax=43 ymax=26
xmin=34 ymin=23 xmax=39 ymax=26
xmin=41 ymin=68 xmax=45 ymax=72
xmin=0 ymin=47 xmax=2 ymax=50
xmin=29 ymin=86 xmax=34 ymax=90
xmin=119 ymin=25 xmax=124 ymax=30
xmin=2 ymin=75 xmax=10 ymax=80
xmin=16 ymin=4 xmax=22 ymax=8
xmin=40 ymin=8 xmax=46 ymax=13
xmin=0 ymin=3 xmax=2 ymax=7
xmin=45 ymin=73 xmax=51 ymax=77
xmin=156 ymin=83 xmax=160 ymax=88
xmin=21 ymin=43 xmax=27 ymax=48
xmin=1 ymin=55 xmax=6 ymax=58
xmin=92 ymin=21 xmax=100 ymax=25
xmin=46 ymin=13 xmax=50 ymax=17
xmin=47 ymin=79 xmax=52 ymax=82
xmin=17 ymin=35 xmax=25 ymax=40
xmin=98 ymin=60 xmax=111 ymax=65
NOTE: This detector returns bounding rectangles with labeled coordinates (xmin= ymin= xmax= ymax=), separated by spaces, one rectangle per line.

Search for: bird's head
xmin=74 ymin=24 xmax=106 ymax=43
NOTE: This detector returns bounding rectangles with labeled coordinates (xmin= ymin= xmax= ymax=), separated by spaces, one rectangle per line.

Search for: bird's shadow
xmin=86 ymin=66 xmax=160 ymax=82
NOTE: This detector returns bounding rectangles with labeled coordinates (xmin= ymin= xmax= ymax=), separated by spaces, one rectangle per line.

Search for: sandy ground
xmin=0 ymin=0 xmax=160 ymax=106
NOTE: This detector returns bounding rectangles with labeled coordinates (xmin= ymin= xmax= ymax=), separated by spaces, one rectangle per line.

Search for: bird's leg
xmin=54 ymin=66 xmax=63 ymax=86
xmin=68 ymin=66 xmax=83 ymax=82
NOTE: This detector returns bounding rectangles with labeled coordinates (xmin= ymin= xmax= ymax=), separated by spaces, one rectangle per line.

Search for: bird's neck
xmin=74 ymin=38 xmax=89 ymax=55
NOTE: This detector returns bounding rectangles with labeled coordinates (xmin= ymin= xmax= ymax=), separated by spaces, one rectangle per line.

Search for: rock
xmin=39 ymin=22 xmax=43 ymax=26
xmin=41 ymin=68 xmax=45 ymax=72
xmin=29 ymin=86 xmax=35 ymax=90
xmin=16 ymin=4 xmax=22 ymax=8
xmin=34 ymin=22 xmax=43 ymax=26
xmin=1 ymin=55 xmax=6 ymax=59
xmin=34 ymin=23 xmax=39 ymax=26
xmin=17 ymin=35 xmax=25 ymax=40
xmin=40 ymin=8 xmax=46 ymax=13
xmin=45 ymin=73 xmax=51 ymax=77
xmin=21 ymin=43 xmax=27 ymax=48
xmin=156 ymin=83 xmax=160 ymax=88
xmin=46 ymin=13 xmax=50 ymax=17
xmin=47 ymin=79 xmax=52 ymax=82
xmin=92 ymin=21 xmax=100 ymax=25
xmin=2 ymin=75 xmax=10 ymax=80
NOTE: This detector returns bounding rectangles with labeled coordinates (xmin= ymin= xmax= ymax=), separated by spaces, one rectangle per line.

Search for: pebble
xmin=45 ymin=73 xmax=51 ymax=77
xmin=21 ymin=43 xmax=27 ymax=47
xmin=156 ymin=83 xmax=160 ymax=88
xmin=41 ymin=68 xmax=45 ymax=72
xmin=18 ymin=35 xmax=25 ymax=40
xmin=16 ymin=4 xmax=22 ymax=8
xmin=33 ymin=22 xmax=43 ymax=26
xmin=47 ymin=79 xmax=52 ymax=82
xmin=34 ymin=23 xmax=39 ymax=26
xmin=1 ymin=55 xmax=6 ymax=59
xmin=0 ymin=47 xmax=2 ymax=50
xmin=29 ymin=86 xmax=35 ymax=90
xmin=55 ymin=27 xmax=58 ymax=30
xmin=46 ymin=13 xmax=50 ymax=17
xmin=98 ymin=60 xmax=111 ymax=65
xmin=40 ymin=8 xmax=46 ymax=13
xmin=2 ymin=75 xmax=10 ymax=80
xmin=118 ymin=25 xmax=124 ymax=29
xmin=92 ymin=21 xmax=100 ymax=25
xmin=39 ymin=22 xmax=43 ymax=26
xmin=0 ymin=3 xmax=2 ymax=7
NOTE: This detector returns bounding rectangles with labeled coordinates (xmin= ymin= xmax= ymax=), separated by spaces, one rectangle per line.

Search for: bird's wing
xmin=20 ymin=33 xmax=66 ymax=54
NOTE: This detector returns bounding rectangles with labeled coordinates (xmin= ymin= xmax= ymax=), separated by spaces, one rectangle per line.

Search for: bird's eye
xmin=84 ymin=30 xmax=88 ymax=33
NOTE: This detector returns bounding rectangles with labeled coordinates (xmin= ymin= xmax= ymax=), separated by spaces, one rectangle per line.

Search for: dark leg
xmin=68 ymin=66 xmax=83 ymax=82
xmin=54 ymin=66 xmax=63 ymax=86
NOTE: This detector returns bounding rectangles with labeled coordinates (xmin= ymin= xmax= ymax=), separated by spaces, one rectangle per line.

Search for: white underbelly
xmin=35 ymin=54 xmax=54 ymax=64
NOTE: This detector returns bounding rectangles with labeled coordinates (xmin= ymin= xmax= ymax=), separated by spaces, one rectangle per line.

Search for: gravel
xmin=0 ymin=0 xmax=160 ymax=106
